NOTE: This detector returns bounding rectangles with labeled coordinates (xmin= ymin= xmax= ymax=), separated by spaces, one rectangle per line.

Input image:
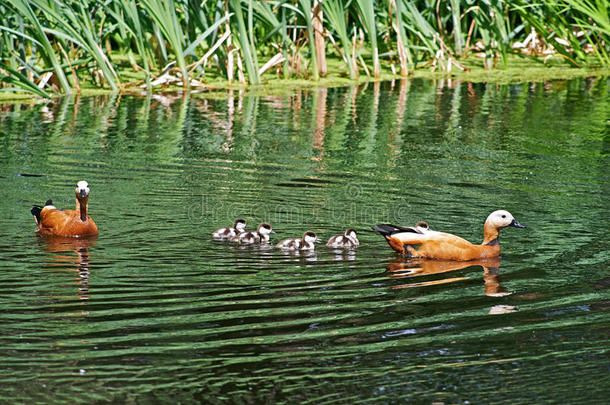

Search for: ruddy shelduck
xmin=212 ymin=218 xmax=247 ymax=240
xmin=277 ymin=231 xmax=320 ymax=251
xmin=31 ymin=181 xmax=98 ymax=237
xmin=373 ymin=210 xmax=525 ymax=261
xmin=326 ymin=228 xmax=359 ymax=249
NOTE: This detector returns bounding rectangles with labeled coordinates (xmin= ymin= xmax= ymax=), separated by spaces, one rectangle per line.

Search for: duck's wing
xmin=31 ymin=199 xmax=56 ymax=225
xmin=277 ymin=238 xmax=298 ymax=249
xmin=372 ymin=224 xmax=426 ymax=236
xmin=37 ymin=208 xmax=73 ymax=233
xmin=325 ymin=234 xmax=342 ymax=247
xmin=390 ymin=231 xmax=469 ymax=246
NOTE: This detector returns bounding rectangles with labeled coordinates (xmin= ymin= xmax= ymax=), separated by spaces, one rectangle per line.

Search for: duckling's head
xmin=234 ymin=218 xmax=247 ymax=231
xmin=258 ymin=223 xmax=275 ymax=235
xmin=344 ymin=228 xmax=357 ymax=238
xmin=486 ymin=210 xmax=526 ymax=229
xmin=76 ymin=181 xmax=90 ymax=199
xmin=415 ymin=221 xmax=429 ymax=230
xmin=303 ymin=231 xmax=320 ymax=243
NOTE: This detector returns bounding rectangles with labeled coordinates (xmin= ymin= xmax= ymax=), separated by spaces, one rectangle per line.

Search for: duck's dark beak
xmin=510 ymin=219 xmax=526 ymax=228
xmin=79 ymin=189 xmax=87 ymax=198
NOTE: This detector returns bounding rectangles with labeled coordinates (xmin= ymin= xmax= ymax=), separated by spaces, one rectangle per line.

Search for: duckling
xmin=212 ymin=218 xmax=247 ymax=240
xmin=277 ymin=231 xmax=320 ymax=251
xmin=373 ymin=210 xmax=525 ymax=261
xmin=414 ymin=221 xmax=429 ymax=233
xmin=326 ymin=228 xmax=359 ymax=249
xmin=31 ymin=181 xmax=98 ymax=237
xmin=235 ymin=223 xmax=274 ymax=244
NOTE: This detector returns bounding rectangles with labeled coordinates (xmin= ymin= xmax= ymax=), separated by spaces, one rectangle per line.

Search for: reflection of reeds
xmin=5 ymin=78 xmax=607 ymax=241
xmin=4 ymin=0 xmax=607 ymax=96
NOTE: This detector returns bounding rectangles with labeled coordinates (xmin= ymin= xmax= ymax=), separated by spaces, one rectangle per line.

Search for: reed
xmin=229 ymin=0 xmax=259 ymax=85
xmin=297 ymin=0 xmax=320 ymax=80
xmin=323 ymin=0 xmax=358 ymax=79
xmin=139 ymin=0 xmax=189 ymax=87
xmin=1 ymin=0 xmax=608 ymax=96
xmin=353 ymin=0 xmax=380 ymax=77
xmin=3 ymin=0 xmax=72 ymax=93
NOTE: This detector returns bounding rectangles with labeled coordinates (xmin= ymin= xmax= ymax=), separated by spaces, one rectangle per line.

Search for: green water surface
xmin=0 ymin=78 xmax=608 ymax=403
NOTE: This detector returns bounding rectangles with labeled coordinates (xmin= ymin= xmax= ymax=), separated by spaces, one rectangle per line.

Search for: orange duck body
xmin=31 ymin=181 xmax=98 ymax=237
xmin=373 ymin=210 xmax=525 ymax=261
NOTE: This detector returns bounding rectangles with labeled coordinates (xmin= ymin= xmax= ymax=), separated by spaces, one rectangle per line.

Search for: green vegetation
xmin=1 ymin=0 xmax=609 ymax=98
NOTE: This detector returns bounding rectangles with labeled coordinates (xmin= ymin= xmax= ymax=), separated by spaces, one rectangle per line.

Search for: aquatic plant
xmin=0 ymin=0 xmax=608 ymax=96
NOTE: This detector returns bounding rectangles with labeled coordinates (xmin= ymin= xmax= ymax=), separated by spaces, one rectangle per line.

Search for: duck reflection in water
xmin=387 ymin=257 xmax=515 ymax=301
xmin=329 ymin=249 xmax=357 ymax=261
xmin=277 ymin=249 xmax=319 ymax=262
xmin=37 ymin=235 xmax=96 ymax=301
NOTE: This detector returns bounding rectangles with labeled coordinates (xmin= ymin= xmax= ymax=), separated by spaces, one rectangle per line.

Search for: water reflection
xmin=327 ymin=248 xmax=357 ymax=261
xmin=1 ymin=77 xmax=608 ymax=403
xmin=277 ymin=249 xmax=319 ymax=262
xmin=37 ymin=235 xmax=96 ymax=301
xmin=387 ymin=257 xmax=512 ymax=299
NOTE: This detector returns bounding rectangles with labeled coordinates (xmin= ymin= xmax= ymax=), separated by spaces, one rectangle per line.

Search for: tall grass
xmin=139 ymin=0 xmax=189 ymax=87
xmin=229 ymin=0 xmax=259 ymax=85
xmin=297 ymin=0 xmax=320 ymax=80
xmin=323 ymin=0 xmax=358 ymax=79
xmin=354 ymin=0 xmax=380 ymax=77
xmin=3 ymin=0 xmax=72 ymax=93
xmin=389 ymin=0 xmax=413 ymax=76
xmin=1 ymin=0 xmax=608 ymax=96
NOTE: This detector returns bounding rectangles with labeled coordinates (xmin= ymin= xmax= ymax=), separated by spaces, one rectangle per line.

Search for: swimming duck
xmin=31 ymin=181 xmax=98 ymax=237
xmin=326 ymin=228 xmax=359 ymax=249
xmin=212 ymin=218 xmax=247 ymax=240
xmin=235 ymin=223 xmax=274 ymax=244
xmin=372 ymin=210 xmax=525 ymax=261
xmin=277 ymin=231 xmax=320 ymax=251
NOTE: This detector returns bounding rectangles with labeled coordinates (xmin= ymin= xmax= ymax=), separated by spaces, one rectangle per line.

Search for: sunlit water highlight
xmin=0 ymin=78 xmax=608 ymax=403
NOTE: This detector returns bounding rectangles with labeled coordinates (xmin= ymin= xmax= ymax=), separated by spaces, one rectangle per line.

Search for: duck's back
xmin=238 ymin=231 xmax=261 ymax=244
xmin=212 ymin=226 xmax=236 ymax=239
xmin=326 ymin=234 xmax=357 ymax=248
xmin=39 ymin=208 xmax=98 ymax=236
xmin=277 ymin=238 xmax=301 ymax=249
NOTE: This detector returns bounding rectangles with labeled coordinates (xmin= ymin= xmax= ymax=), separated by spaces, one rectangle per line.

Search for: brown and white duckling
xmin=326 ymin=228 xmax=359 ymax=249
xmin=276 ymin=231 xmax=320 ymax=251
xmin=414 ymin=221 xmax=429 ymax=233
xmin=212 ymin=218 xmax=247 ymax=240
xmin=235 ymin=223 xmax=274 ymax=244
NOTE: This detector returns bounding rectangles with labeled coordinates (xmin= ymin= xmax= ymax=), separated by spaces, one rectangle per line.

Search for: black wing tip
xmin=372 ymin=224 xmax=397 ymax=236
xmin=31 ymin=199 xmax=52 ymax=224
xmin=31 ymin=205 xmax=43 ymax=224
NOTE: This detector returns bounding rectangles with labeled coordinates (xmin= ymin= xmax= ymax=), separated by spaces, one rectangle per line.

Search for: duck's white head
xmin=486 ymin=210 xmax=526 ymax=229
xmin=76 ymin=181 xmax=90 ymax=199
xmin=234 ymin=218 xmax=247 ymax=231
xmin=258 ymin=223 xmax=274 ymax=235
xmin=344 ymin=228 xmax=357 ymax=239
xmin=303 ymin=231 xmax=320 ymax=244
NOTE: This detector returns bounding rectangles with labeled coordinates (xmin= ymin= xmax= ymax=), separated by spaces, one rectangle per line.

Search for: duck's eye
xmin=501 ymin=215 xmax=506 ymax=218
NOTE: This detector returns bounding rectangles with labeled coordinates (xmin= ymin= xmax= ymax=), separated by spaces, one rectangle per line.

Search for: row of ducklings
xmin=212 ymin=219 xmax=359 ymax=250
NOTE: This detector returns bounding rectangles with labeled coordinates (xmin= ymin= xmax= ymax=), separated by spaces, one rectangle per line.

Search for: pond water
xmin=0 ymin=78 xmax=608 ymax=403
